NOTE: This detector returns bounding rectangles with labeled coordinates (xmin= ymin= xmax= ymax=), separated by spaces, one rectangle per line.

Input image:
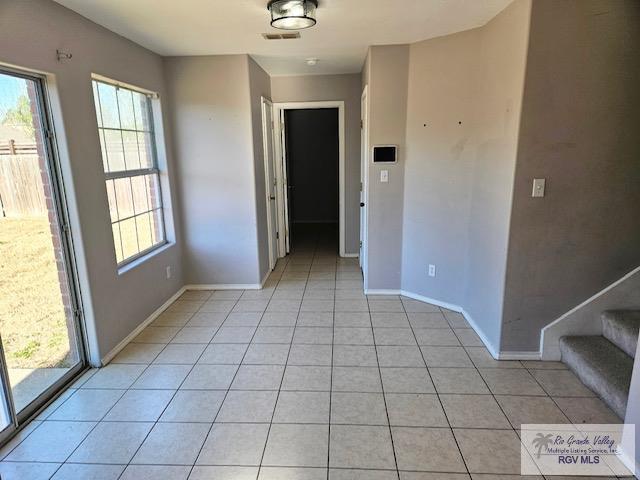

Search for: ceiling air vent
xmin=262 ymin=32 xmax=301 ymax=40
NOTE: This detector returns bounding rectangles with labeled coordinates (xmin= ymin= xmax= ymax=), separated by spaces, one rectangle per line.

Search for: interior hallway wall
xmin=501 ymin=0 xmax=640 ymax=352
xmin=0 ymin=0 xmax=184 ymax=363
xmin=270 ymin=74 xmax=361 ymax=255
xmin=401 ymin=28 xmax=481 ymax=308
xmin=400 ymin=0 xmax=531 ymax=352
xmin=365 ymin=45 xmax=410 ymax=290
xmin=463 ymin=0 xmax=531 ymax=352
xmin=248 ymin=58 xmax=272 ymax=282
xmin=164 ymin=55 xmax=263 ymax=286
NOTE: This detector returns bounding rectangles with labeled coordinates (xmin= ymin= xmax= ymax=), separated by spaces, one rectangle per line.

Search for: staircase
xmin=559 ymin=310 xmax=640 ymax=419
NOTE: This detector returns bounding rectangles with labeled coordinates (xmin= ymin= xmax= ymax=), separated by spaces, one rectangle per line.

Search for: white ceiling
xmin=53 ymin=0 xmax=513 ymax=76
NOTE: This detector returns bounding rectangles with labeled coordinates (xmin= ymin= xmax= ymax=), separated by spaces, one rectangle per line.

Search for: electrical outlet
xmin=428 ymin=264 xmax=436 ymax=277
xmin=166 ymin=266 xmax=171 ymax=279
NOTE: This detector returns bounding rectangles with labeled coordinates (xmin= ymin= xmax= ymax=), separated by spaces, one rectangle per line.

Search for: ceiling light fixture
xmin=268 ymin=0 xmax=318 ymax=30
xmin=306 ymin=58 xmax=318 ymax=66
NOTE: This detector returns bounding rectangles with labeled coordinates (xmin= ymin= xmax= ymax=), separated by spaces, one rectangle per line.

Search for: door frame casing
xmin=272 ymin=101 xmax=346 ymax=257
xmin=0 ymin=66 xmax=87 ymax=444
xmin=260 ymin=96 xmax=278 ymax=270
xmin=360 ymin=86 xmax=370 ymax=289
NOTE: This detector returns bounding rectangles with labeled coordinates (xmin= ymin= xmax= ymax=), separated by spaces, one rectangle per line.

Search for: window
xmin=92 ymin=79 xmax=166 ymax=266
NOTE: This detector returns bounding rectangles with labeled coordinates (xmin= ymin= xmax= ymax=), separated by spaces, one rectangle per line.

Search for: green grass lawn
xmin=0 ymin=217 xmax=75 ymax=369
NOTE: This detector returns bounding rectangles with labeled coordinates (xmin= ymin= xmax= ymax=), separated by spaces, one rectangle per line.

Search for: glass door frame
xmin=0 ymin=66 xmax=88 ymax=444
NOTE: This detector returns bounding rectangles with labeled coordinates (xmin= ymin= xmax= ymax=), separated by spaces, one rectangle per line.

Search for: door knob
xmin=270 ymin=196 xmax=276 ymax=200
xmin=360 ymin=202 xmax=365 ymax=207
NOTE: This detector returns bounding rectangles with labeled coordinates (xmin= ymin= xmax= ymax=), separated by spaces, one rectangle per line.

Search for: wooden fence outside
xmin=0 ymin=154 xmax=47 ymax=217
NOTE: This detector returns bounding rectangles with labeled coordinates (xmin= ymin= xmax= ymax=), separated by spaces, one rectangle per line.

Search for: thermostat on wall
xmin=372 ymin=145 xmax=397 ymax=163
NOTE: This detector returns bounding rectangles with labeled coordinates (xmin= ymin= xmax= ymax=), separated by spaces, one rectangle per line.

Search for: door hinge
xmin=360 ymin=241 xmax=363 ymax=248
xmin=44 ymin=129 xmax=54 ymax=140
xmin=72 ymin=307 xmax=82 ymax=320
xmin=61 ymin=223 xmax=70 ymax=234
xmin=360 ymin=120 xmax=363 ymax=129
xmin=276 ymin=232 xmax=279 ymax=239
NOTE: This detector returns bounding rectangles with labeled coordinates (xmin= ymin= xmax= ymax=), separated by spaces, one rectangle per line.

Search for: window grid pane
xmin=93 ymin=79 xmax=166 ymax=266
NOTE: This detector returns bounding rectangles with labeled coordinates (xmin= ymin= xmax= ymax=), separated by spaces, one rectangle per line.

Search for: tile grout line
xmin=326 ymin=237 xmax=337 ymax=480
xmin=5 ymin=235 xmax=615 ymax=479
xmin=35 ymin=305 xmax=210 ymax=479
xmin=0 ymin=303 xmax=204 ymax=468
xmin=115 ymin=291 xmax=242 ymax=480
xmin=256 ymin=250 xmax=307 ymax=478
xmin=367 ymin=294 xmax=401 ymax=480
xmin=448 ymin=312 xmax=569 ymax=477
xmin=181 ymin=277 xmax=280 ymax=480
xmin=403 ymin=300 xmax=471 ymax=477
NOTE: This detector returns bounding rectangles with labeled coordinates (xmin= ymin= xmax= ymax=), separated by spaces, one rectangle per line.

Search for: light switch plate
xmin=380 ymin=170 xmax=389 ymax=183
xmin=532 ymin=178 xmax=545 ymax=197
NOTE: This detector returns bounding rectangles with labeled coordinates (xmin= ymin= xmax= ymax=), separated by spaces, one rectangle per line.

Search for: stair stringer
xmin=541 ymin=265 xmax=640 ymax=360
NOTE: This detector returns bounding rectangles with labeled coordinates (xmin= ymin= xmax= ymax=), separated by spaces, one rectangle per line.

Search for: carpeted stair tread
xmin=601 ymin=310 xmax=640 ymax=358
xmin=559 ymin=335 xmax=633 ymax=419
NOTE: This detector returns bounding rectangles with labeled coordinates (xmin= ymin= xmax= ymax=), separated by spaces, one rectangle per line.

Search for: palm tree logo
xmin=532 ymin=433 xmax=554 ymax=459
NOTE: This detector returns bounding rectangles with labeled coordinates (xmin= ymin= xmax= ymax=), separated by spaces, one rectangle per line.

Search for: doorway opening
xmin=284 ymin=107 xmax=339 ymax=253
xmin=270 ymin=101 xmax=345 ymax=260
xmin=0 ymin=68 xmax=85 ymax=441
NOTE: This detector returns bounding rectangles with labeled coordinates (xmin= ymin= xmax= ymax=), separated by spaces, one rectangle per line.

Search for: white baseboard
xmin=364 ymin=289 xmax=498 ymax=356
xmin=187 ymin=270 xmax=271 ymax=291
xmin=458 ymin=307 xmax=501 ymax=360
xmin=185 ymin=283 xmax=263 ymax=291
xmin=365 ymin=289 xmax=401 ymax=295
xmin=100 ymin=286 xmax=186 ymax=366
xmin=342 ymin=253 xmax=359 ymax=258
xmin=400 ymin=290 xmax=462 ymax=314
xmin=364 ymin=288 xmax=539 ymax=361
xmin=100 ymin=274 xmax=274 ymax=366
xmin=497 ymin=350 xmax=541 ymax=361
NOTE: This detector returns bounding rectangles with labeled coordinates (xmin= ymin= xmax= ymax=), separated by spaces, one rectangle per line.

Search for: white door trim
xmin=273 ymin=101 xmax=347 ymax=257
xmin=360 ymin=86 xmax=369 ymax=289
xmin=260 ymin=96 xmax=278 ymax=269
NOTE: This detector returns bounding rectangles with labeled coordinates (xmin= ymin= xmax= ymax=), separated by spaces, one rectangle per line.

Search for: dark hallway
xmin=284 ymin=108 xmax=339 ymax=253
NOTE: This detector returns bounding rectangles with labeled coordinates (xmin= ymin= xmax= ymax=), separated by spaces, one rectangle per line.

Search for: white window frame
xmin=92 ymin=78 xmax=168 ymax=267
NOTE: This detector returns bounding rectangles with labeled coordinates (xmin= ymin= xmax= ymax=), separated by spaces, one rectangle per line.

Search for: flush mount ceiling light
xmin=268 ymin=0 xmax=318 ymax=30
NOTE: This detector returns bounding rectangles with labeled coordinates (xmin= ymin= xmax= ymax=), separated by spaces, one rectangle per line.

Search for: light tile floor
xmin=0 ymin=227 xmax=626 ymax=479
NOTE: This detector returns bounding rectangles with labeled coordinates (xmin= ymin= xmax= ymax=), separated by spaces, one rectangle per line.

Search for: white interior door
xmin=360 ymin=87 xmax=369 ymax=275
xmin=279 ymin=109 xmax=291 ymax=254
xmin=261 ymin=98 xmax=278 ymax=269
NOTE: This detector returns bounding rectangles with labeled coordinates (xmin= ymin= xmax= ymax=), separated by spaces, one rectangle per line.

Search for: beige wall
xmin=270 ymin=73 xmax=362 ymax=254
xmin=464 ymin=0 xmax=531 ymax=351
xmin=401 ymin=28 xmax=482 ymax=305
xmin=248 ymin=58 xmax=272 ymax=281
xmin=164 ymin=55 xmax=263 ymax=285
xmin=400 ymin=0 xmax=531 ymax=351
xmin=366 ymin=45 xmax=410 ymax=290
xmin=501 ymin=0 xmax=640 ymax=351
xmin=0 ymin=0 xmax=184 ymax=364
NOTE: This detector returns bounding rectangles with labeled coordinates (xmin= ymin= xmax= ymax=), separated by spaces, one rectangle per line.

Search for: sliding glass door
xmin=0 ymin=68 xmax=85 ymax=439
